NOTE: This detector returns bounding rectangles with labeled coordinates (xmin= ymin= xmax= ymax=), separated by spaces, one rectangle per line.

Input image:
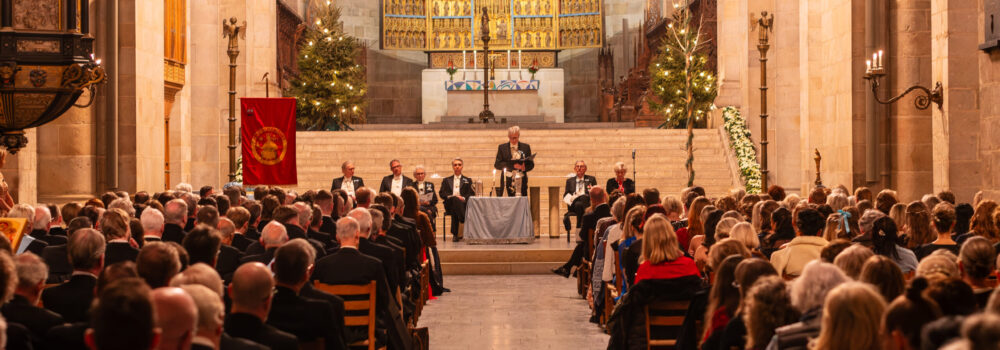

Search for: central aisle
xmin=419 ymin=275 xmax=610 ymax=349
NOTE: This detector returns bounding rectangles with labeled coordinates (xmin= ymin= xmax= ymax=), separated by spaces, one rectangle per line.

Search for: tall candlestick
xmin=507 ymin=50 xmax=511 ymax=69
xmin=518 ymin=50 xmax=522 ymax=69
xmin=877 ymin=50 xmax=883 ymax=68
xmin=473 ymin=50 xmax=478 ymax=70
xmin=462 ymin=50 xmax=467 ymax=70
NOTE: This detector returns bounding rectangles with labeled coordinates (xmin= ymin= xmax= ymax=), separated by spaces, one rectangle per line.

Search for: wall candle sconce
xmin=863 ymin=50 xmax=943 ymax=110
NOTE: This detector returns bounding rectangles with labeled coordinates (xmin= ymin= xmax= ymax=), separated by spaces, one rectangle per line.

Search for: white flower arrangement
xmin=722 ymin=106 xmax=763 ymax=193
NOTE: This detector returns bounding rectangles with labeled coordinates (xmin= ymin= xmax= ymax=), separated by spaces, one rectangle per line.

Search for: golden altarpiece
xmin=380 ymin=0 xmax=605 ymax=68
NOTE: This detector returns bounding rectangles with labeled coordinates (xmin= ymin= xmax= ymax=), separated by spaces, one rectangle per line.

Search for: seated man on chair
xmin=553 ymin=186 xmax=610 ymax=277
xmin=439 ymin=158 xmax=475 ymax=242
xmin=330 ymin=161 xmax=364 ymax=197
xmin=410 ymin=165 xmax=438 ymax=229
xmin=563 ymin=160 xmax=598 ymax=236
xmin=378 ymin=159 xmax=414 ymax=196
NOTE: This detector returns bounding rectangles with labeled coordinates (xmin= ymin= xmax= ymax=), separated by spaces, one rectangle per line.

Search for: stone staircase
xmin=437 ymin=245 xmax=571 ymax=275
xmin=292 ymin=127 xmax=740 ymax=237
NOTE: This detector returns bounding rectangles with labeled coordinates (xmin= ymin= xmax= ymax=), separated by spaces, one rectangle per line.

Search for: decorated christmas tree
xmin=286 ymin=4 xmax=367 ymax=130
xmin=648 ymin=2 xmax=717 ymax=186
xmin=648 ymin=3 xmax=717 ymax=130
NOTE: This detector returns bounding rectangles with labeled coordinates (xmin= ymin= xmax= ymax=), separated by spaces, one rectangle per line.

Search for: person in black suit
xmin=216 ymin=218 xmax=244 ymax=282
xmin=42 ymin=228 xmax=104 ymax=323
xmin=241 ymin=222 xmax=288 ymax=265
xmin=103 ymin=208 xmax=140 ymax=265
xmin=494 ymin=126 xmax=535 ymax=197
xmin=348 ymin=208 xmax=401 ymax=297
xmin=378 ymin=159 xmax=415 ymax=196
xmin=3 ymin=253 xmax=65 ymax=349
xmin=225 ymin=262 xmax=300 ymax=349
xmin=163 ymin=199 xmax=190 ymax=244
xmin=30 ymin=206 xmax=67 ymax=246
xmin=85 ymin=278 xmax=159 ymax=350
xmin=563 ymin=160 xmax=598 ymax=235
xmin=554 ymin=187 xmax=611 ymax=277
xmin=312 ymin=217 xmax=392 ymax=345
xmin=330 ymin=161 xmax=365 ymax=197
xmin=606 ymin=161 xmax=636 ymax=195
xmin=268 ymin=239 xmax=347 ymax=350
xmin=410 ymin=166 xmax=438 ymax=228
xmin=226 ymin=206 xmax=256 ymax=252
xmin=315 ymin=190 xmax=340 ymax=236
xmin=178 ymin=284 xmax=268 ymax=350
xmin=439 ymin=158 xmax=476 ymax=242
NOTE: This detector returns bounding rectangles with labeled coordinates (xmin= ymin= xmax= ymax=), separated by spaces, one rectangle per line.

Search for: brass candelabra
xmin=863 ymin=50 xmax=943 ymax=110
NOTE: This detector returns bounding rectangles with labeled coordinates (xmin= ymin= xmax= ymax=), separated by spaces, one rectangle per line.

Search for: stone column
xmin=979 ymin=0 xmax=1000 ymax=201
xmin=118 ymin=0 xmax=166 ymax=193
xmin=35 ymin=101 xmax=98 ymax=203
xmin=715 ymin=0 xmax=749 ymax=110
xmin=772 ymin=0 xmax=802 ymax=192
xmin=931 ymin=0 xmax=981 ymax=202
xmin=189 ymin=0 xmax=223 ymax=188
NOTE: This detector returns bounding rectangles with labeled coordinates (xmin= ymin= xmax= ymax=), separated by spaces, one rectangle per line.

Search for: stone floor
xmin=418 ymin=275 xmax=610 ymax=349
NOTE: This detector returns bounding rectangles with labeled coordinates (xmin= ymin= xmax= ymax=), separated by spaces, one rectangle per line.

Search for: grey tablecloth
xmin=464 ymin=196 xmax=534 ymax=244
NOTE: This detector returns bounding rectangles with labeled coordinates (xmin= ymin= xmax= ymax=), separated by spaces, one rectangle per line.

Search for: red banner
xmin=241 ymin=98 xmax=297 ymax=185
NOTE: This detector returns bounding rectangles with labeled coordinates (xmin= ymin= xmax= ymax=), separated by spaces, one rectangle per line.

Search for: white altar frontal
xmin=421 ymin=68 xmax=565 ymax=124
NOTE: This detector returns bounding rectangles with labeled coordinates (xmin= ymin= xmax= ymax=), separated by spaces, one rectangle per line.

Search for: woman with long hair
xmin=633 ymin=215 xmax=699 ymax=284
xmin=700 ymin=255 xmax=744 ymax=349
xmin=680 ymin=197 xmax=712 ymax=254
xmin=860 ymin=255 xmax=907 ymax=302
xmin=719 ymin=259 xmax=777 ymax=350
xmin=618 ymin=205 xmax=646 ymax=288
xmin=961 ymin=200 xmax=999 ymax=244
xmin=903 ymin=201 xmax=934 ymax=249
xmin=870 ymin=217 xmax=918 ymax=274
xmin=762 ymin=207 xmax=795 ymax=257
xmin=743 ymin=276 xmax=800 ymax=350
xmin=811 ymin=282 xmax=887 ymax=350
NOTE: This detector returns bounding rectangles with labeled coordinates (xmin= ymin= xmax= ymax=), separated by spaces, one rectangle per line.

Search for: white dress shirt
xmin=341 ymin=176 xmax=355 ymax=195
xmin=453 ymin=175 xmax=461 ymax=195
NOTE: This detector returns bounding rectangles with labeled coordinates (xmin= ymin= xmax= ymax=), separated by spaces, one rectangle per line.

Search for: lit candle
xmin=462 ymin=50 xmax=467 ymax=70
xmin=518 ymin=50 xmax=522 ymax=70
xmin=877 ymin=50 xmax=883 ymax=68
xmin=873 ymin=53 xmax=878 ymax=68
xmin=866 ymin=60 xmax=871 ymax=72
xmin=507 ymin=50 xmax=511 ymax=70
xmin=473 ymin=50 xmax=478 ymax=70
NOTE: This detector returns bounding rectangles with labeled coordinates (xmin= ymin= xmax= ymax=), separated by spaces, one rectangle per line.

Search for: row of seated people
xmin=561 ymin=184 xmax=1000 ymax=349
xmin=0 ymin=183 xmax=440 ymax=350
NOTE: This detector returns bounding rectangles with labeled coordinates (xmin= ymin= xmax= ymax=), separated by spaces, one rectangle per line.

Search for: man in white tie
xmin=378 ymin=159 xmax=414 ymax=195
xmin=439 ymin=158 xmax=475 ymax=242
xmin=330 ymin=161 xmax=364 ymax=197
xmin=410 ymin=165 xmax=438 ymax=226
xmin=562 ymin=160 xmax=597 ymax=236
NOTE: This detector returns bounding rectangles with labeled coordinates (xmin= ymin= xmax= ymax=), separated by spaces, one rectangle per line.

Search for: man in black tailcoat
xmin=378 ymin=159 xmax=415 ymax=196
xmin=330 ymin=161 xmax=364 ymax=197
xmin=563 ymin=160 xmax=598 ymax=235
xmin=494 ymin=126 xmax=535 ymax=197
xmin=439 ymin=158 xmax=476 ymax=242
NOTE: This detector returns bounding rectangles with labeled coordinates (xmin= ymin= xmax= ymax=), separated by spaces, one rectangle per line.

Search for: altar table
xmin=464 ymin=196 xmax=534 ymax=244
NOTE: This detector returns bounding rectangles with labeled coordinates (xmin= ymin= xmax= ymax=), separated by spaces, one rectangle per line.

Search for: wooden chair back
xmin=644 ymin=299 xmax=691 ymax=349
xmin=313 ymin=281 xmax=379 ymax=350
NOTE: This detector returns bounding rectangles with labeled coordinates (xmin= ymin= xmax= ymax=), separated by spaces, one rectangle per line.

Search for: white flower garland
xmin=722 ymin=106 xmax=763 ymax=193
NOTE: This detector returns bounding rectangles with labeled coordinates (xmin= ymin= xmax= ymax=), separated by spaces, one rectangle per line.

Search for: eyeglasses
xmin=414 ymin=172 xmax=426 ymax=175
xmin=391 ymin=165 xmax=402 ymax=169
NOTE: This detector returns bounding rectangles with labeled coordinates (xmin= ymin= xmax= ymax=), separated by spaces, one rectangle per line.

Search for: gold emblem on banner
xmin=251 ymin=127 xmax=287 ymax=165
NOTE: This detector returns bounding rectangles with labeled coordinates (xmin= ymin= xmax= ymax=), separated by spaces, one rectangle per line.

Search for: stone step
xmin=441 ymin=261 xmax=565 ymax=275
xmin=438 ymin=248 xmax=572 ymax=275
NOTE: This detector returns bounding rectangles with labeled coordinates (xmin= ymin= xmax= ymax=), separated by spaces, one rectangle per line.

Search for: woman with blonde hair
xmin=634 ymin=214 xmax=699 ymax=284
xmin=810 ymin=282 xmax=887 ymax=350
xmin=618 ymin=205 xmax=646 ymax=288
xmin=676 ymin=196 xmax=711 ymax=253
xmin=822 ymin=213 xmax=842 ymax=242
xmin=888 ymin=203 xmax=907 ymax=229
xmin=729 ymin=222 xmax=760 ymax=253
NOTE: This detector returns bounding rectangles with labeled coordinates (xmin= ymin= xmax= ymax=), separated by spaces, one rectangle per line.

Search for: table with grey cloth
xmin=464 ymin=196 xmax=535 ymax=244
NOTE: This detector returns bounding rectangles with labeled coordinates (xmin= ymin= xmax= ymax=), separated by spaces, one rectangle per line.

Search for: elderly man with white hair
xmin=240 ymin=221 xmax=288 ymax=265
xmin=8 ymin=204 xmax=46 ymax=254
xmin=312 ymin=216 xmax=394 ymax=346
xmin=30 ymin=205 xmax=66 ymax=246
xmin=179 ymin=284 xmax=268 ymax=350
xmin=494 ymin=125 xmax=534 ymax=197
xmin=162 ymin=199 xmax=189 ymax=244
xmin=2 ymin=253 xmax=64 ymax=345
xmin=350 ymin=207 xmax=401 ymax=295
xmin=140 ymin=208 xmax=165 ymax=245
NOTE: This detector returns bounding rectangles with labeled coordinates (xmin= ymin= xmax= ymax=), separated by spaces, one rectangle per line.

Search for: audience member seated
xmin=743 ymin=276 xmax=800 ymax=350
xmin=716 ymin=258 xmax=776 ymax=350
xmin=151 ymin=287 xmax=198 ymax=350
xmin=136 ymin=241 xmax=182 ymax=288
xmin=42 ymin=228 xmax=104 ymax=323
xmin=902 ymin=201 xmax=935 ymax=249
xmin=881 ymin=277 xmax=942 ymax=350
xmin=859 ymin=255 xmax=907 ymax=302
xmin=8 ymin=204 xmax=48 ymax=254
xmin=2 ymin=253 xmax=64 ymax=348
xmin=225 ymin=262 xmax=299 ymax=349
xmin=957 ymin=236 xmax=996 ymax=309
xmin=832 ymin=244 xmax=874 ymax=279
xmin=102 ymin=208 xmax=139 ymax=265
xmin=618 ymin=206 xmax=646 ymax=288
xmin=268 ymin=239 xmax=347 ymax=350
xmin=85 ymin=278 xmax=159 ymax=350
xmin=810 ymin=282 xmax=886 ymax=350
xmin=768 ymin=261 xmax=848 ymax=350
xmin=869 ymin=217 xmax=918 ymax=274
xmin=140 ymin=208 xmax=165 ymax=245
xmin=761 ymin=207 xmax=796 ymax=258
xmin=553 ymin=187 xmax=609 ymax=277
xmin=700 ymin=254 xmax=744 ymax=349
xmin=30 ymin=205 xmax=66 ymax=246
xmin=42 ymin=216 xmax=92 ymax=284
xmin=957 ymin=200 xmax=999 ymax=245
xmin=769 ymin=208 xmax=828 ymax=277
xmin=917 ymin=203 xmax=960 ymax=261
xmin=915 ymin=252 xmax=960 ymax=280
xmin=226 ymin=207 xmax=255 ymax=252
xmin=241 ymin=221 xmax=288 ymax=265
xmin=163 ymin=199 xmax=189 ymax=244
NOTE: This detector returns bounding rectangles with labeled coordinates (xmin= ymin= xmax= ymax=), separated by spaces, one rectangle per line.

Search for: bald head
xmin=229 ymin=262 xmax=274 ymax=319
xmin=151 ymin=287 xmax=198 ymax=350
xmin=260 ymin=221 xmax=288 ymax=249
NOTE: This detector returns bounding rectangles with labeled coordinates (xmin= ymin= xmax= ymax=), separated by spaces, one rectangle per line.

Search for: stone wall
xmin=888 ymin=0 xmax=933 ymax=201
xmin=977 ymin=0 xmax=1000 ymax=201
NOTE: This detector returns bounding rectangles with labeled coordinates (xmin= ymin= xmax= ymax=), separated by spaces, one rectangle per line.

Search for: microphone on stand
xmin=632 ymin=149 xmax=637 ymax=189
